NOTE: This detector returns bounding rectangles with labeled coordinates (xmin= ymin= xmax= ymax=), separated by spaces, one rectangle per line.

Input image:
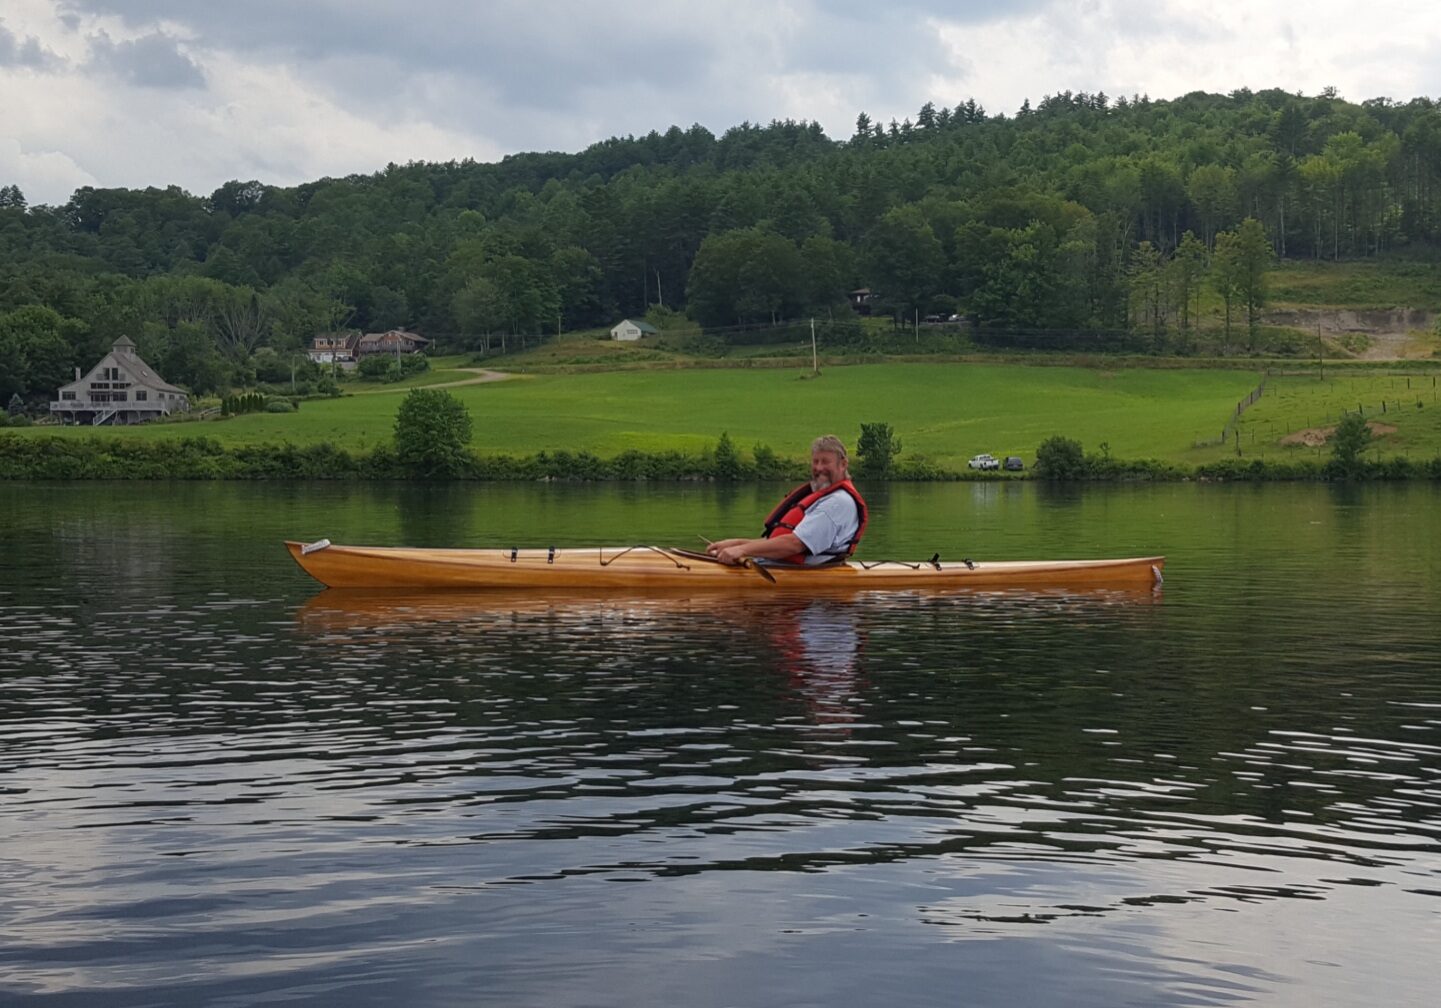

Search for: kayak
xmin=285 ymin=539 xmax=1165 ymax=591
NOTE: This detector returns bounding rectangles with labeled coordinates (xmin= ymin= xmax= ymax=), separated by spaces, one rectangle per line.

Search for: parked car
xmin=967 ymin=453 xmax=1000 ymax=470
xmin=1003 ymin=456 xmax=1024 ymax=471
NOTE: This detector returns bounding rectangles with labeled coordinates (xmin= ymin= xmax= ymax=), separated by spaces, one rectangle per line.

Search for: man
xmin=707 ymin=434 xmax=868 ymax=566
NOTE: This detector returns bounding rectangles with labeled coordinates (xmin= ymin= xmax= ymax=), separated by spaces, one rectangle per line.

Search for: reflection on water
xmin=1 ymin=481 xmax=1439 ymax=1007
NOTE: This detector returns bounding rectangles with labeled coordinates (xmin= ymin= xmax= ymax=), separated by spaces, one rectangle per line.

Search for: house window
xmin=61 ymin=391 xmax=76 ymax=401
xmin=113 ymin=392 xmax=127 ymax=402
xmin=136 ymin=391 xmax=148 ymax=401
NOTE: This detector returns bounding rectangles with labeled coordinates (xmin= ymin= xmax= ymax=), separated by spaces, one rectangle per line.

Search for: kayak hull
xmin=284 ymin=540 xmax=1165 ymax=591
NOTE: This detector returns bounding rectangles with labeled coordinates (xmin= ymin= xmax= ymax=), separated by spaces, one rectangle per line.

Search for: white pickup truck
xmin=967 ymin=453 xmax=1000 ymax=470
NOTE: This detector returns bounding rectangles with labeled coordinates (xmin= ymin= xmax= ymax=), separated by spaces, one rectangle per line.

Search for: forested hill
xmin=2 ymin=87 xmax=1440 ymax=400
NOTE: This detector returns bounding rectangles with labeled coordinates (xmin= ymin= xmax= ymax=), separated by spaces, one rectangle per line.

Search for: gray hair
xmin=810 ymin=435 xmax=848 ymax=460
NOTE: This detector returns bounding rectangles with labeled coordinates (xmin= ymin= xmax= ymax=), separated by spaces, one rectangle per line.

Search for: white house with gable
xmin=609 ymin=319 xmax=658 ymax=341
xmin=51 ymin=336 xmax=191 ymax=426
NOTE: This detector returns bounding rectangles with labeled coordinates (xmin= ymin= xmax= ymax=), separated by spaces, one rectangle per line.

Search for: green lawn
xmin=21 ymin=363 xmax=1268 ymax=469
xmin=1226 ymin=371 xmax=1441 ymax=461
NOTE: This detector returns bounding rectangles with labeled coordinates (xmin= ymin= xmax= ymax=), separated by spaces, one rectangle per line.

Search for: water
xmin=1 ymin=481 xmax=1438 ymax=1006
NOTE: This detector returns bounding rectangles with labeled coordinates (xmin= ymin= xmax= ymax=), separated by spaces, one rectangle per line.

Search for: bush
xmin=358 ymin=355 xmax=398 ymax=381
xmin=265 ymin=399 xmax=297 ymax=413
xmin=712 ymin=432 xmax=744 ymax=481
xmin=1034 ymin=436 xmax=1087 ymax=479
xmin=857 ymin=422 xmax=902 ymax=477
xmin=393 ymin=388 xmax=472 ymax=478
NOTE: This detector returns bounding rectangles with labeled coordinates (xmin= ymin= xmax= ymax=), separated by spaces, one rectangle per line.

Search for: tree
xmin=1210 ymin=230 xmax=1245 ymax=350
xmin=0 ymin=304 xmax=80 ymax=400
xmin=1187 ymin=164 xmax=1237 ymax=249
xmin=1230 ymin=218 xmax=1273 ymax=348
xmin=1328 ymin=411 xmax=1372 ymax=477
xmin=393 ymin=388 xmax=473 ymax=478
xmin=1166 ymin=231 xmax=1207 ymax=335
xmin=862 ymin=205 xmax=943 ymax=322
xmin=1034 ymin=435 xmax=1086 ymax=478
xmin=712 ymin=432 xmax=743 ymax=481
xmin=857 ymin=422 xmax=902 ymax=477
xmin=1127 ymin=240 xmax=1165 ymax=335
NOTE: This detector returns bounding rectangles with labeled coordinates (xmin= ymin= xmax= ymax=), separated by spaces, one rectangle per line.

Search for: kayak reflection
xmin=294 ymin=582 xmax=1160 ymax=635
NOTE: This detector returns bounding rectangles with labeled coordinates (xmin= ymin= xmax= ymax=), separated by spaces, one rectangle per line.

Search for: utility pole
xmin=810 ymin=318 xmax=818 ymax=375
xmin=655 ymin=269 xmax=663 ymax=308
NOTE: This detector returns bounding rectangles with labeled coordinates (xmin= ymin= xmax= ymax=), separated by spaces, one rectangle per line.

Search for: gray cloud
xmin=0 ymin=20 xmax=64 ymax=69
xmin=51 ymin=2 xmax=1035 ymax=137
xmin=86 ymin=29 xmax=206 ymax=89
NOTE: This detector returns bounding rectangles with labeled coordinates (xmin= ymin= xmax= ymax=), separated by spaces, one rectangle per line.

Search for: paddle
xmin=695 ymin=536 xmax=777 ymax=584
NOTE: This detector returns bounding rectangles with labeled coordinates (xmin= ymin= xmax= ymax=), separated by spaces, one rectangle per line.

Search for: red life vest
xmin=761 ymin=479 xmax=868 ymax=564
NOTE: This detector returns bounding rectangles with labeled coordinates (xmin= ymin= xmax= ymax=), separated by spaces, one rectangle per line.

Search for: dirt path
xmin=424 ymin=367 xmax=512 ymax=389
xmin=353 ymin=367 xmax=511 ymax=394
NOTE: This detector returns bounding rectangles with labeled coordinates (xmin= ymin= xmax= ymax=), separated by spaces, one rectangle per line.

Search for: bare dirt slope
xmin=1266 ymin=308 xmax=1437 ymax=360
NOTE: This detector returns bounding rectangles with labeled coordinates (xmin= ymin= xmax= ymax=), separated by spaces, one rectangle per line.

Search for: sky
xmin=2 ymin=0 xmax=1439 ymax=207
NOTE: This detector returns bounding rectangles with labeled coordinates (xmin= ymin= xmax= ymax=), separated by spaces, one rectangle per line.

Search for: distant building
xmin=356 ymin=328 xmax=429 ymax=356
xmin=848 ymin=289 xmax=875 ymax=316
xmin=610 ymin=319 xmax=659 ymax=341
xmin=308 ymin=330 xmax=361 ymax=365
xmin=51 ymin=336 xmax=190 ymax=426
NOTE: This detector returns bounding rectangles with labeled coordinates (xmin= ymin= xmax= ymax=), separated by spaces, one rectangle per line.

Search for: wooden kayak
xmin=285 ymin=540 xmax=1165 ymax=591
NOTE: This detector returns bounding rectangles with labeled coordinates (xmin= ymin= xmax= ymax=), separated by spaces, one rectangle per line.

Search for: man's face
xmin=810 ymin=449 xmax=846 ymax=491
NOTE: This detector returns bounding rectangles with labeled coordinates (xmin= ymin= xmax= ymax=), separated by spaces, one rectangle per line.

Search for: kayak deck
xmin=285 ymin=540 xmax=1165 ymax=591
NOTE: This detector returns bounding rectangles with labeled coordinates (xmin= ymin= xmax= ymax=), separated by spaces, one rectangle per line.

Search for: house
xmin=356 ymin=328 xmax=429 ymax=356
xmin=610 ymin=319 xmax=658 ymax=341
xmin=848 ymin=289 xmax=875 ymax=316
xmin=308 ymin=330 xmax=361 ymax=365
xmin=50 ymin=336 xmax=190 ymax=426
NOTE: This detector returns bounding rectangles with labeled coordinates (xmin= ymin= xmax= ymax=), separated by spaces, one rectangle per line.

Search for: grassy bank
xmin=9 ymin=362 xmax=1260 ymax=471
xmin=11 ymin=360 xmax=1441 ymax=478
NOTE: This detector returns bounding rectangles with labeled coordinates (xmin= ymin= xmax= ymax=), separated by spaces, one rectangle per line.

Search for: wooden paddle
xmin=693 ymin=537 xmax=778 ymax=584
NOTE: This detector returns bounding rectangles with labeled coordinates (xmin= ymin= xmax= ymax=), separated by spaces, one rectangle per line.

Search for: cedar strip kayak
xmin=285 ymin=540 xmax=1165 ymax=591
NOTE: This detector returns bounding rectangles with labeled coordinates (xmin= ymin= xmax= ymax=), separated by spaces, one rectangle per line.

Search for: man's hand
xmin=715 ymin=544 xmax=749 ymax=566
xmin=706 ymin=538 xmax=747 ymax=561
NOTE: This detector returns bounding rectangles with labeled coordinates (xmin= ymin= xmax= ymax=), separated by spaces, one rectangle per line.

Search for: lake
xmin=1 ymin=480 xmax=1438 ymax=1007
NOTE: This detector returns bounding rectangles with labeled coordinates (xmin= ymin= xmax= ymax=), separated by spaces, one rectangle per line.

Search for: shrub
xmin=1034 ymin=436 xmax=1087 ymax=479
xmin=857 ymin=422 xmax=902 ymax=478
xmin=393 ymin=388 xmax=472 ymax=478
xmin=712 ymin=432 xmax=744 ymax=481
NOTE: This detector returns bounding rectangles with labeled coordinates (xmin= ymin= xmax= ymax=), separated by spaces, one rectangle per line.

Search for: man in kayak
xmin=706 ymin=434 xmax=868 ymax=566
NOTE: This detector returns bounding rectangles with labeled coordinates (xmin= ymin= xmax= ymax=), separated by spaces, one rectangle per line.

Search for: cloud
xmin=0 ymin=18 xmax=63 ymax=68
xmin=86 ymin=28 xmax=205 ymax=88
xmin=6 ymin=0 xmax=1441 ymax=208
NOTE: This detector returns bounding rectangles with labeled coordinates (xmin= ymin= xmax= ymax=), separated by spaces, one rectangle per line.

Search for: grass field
xmin=1268 ymin=257 xmax=1441 ymax=311
xmin=19 ymin=363 xmax=1269 ymax=470
xmin=1225 ymin=371 xmax=1441 ymax=461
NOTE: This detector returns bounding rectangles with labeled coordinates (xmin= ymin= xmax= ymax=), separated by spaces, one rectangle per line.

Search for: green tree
xmin=862 ymin=205 xmax=943 ymax=322
xmin=1186 ymin=164 xmax=1237 ymax=250
xmin=1230 ymin=218 xmax=1273 ymax=349
xmin=1328 ymin=411 xmax=1372 ymax=477
xmin=393 ymin=388 xmax=473 ymax=478
xmin=1166 ymin=231 xmax=1207 ymax=335
xmin=857 ymin=422 xmax=902 ymax=477
xmin=1210 ymin=229 xmax=1245 ymax=350
xmin=712 ymin=432 xmax=743 ymax=481
xmin=1034 ymin=435 xmax=1087 ymax=478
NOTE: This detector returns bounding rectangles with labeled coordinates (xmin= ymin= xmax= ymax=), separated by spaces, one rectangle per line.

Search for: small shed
xmin=610 ymin=319 xmax=659 ymax=341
